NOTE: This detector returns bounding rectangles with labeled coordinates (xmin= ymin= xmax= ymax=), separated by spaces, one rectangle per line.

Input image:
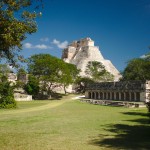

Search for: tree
xmin=0 ymin=64 xmax=11 ymax=77
xmin=28 ymin=54 xmax=80 ymax=96
xmin=122 ymin=57 xmax=150 ymax=81
xmin=121 ymin=54 xmax=150 ymax=112
xmin=28 ymin=54 xmax=61 ymax=97
xmin=0 ymin=75 xmax=16 ymax=108
xmin=0 ymin=64 xmax=16 ymax=108
xmin=145 ymin=52 xmax=150 ymax=61
xmin=75 ymin=76 xmax=95 ymax=93
xmin=27 ymin=54 xmax=79 ymax=97
xmin=17 ymin=67 xmax=27 ymax=83
xmin=17 ymin=68 xmax=26 ymax=78
xmin=0 ymin=0 xmax=42 ymax=66
xmin=59 ymin=62 xmax=80 ymax=94
xmin=85 ymin=61 xmax=114 ymax=82
xmin=24 ymin=74 xmax=39 ymax=99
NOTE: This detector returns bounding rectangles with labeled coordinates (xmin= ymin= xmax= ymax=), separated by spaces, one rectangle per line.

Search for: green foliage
xmin=0 ymin=75 xmax=16 ymax=108
xmin=17 ymin=68 xmax=26 ymax=77
xmin=85 ymin=61 xmax=114 ymax=82
xmin=28 ymin=54 xmax=62 ymax=91
xmin=24 ymin=74 xmax=39 ymax=99
xmin=145 ymin=52 xmax=150 ymax=61
xmin=59 ymin=62 xmax=80 ymax=93
xmin=122 ymin=57 xmax=150 ymax=81
xmin=122 ymin=53 xmax=150 ymax=113
xmin=0 ymin=64 xmax=11 ymax=77
xmin=0 ymin=0 xmax=42 ymax=66
xmin=28 ymin=54 xmax=79 ymax=96
xmin=15 ymin=68 xmax=27 ymax=88
xmin=28 ymin=54 xmax=59 ymax=77
xmin=75 ymin=76 xmax=95 ymax=93
xmin=0 ymin=96 xmax=16 ymax=109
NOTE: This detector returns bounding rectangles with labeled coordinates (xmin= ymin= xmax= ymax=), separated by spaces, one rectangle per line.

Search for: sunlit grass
xmin=0 ymin=95 xmax=149 ymax=150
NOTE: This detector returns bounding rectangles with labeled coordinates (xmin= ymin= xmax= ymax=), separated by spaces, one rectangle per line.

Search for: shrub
xmin=0 ymin=75 xmax=17 ymax=109
xmin=0 ymin=96 xmax=17 ymax=109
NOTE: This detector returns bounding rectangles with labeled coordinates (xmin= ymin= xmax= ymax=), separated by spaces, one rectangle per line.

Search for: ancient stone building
xmin=7 ymin=73 xmax=32 ymax=101
xmin=62 ymin=37 xmax=121 ymax=81
xmin=8 ymin=73 xmax=17 ymax=83
xmin=17 ymin=74 xmax=28 ymax=84
xmin=14 ymin=88 xmax=32 ymax=101
xmin=85 ymin=80 xmax=150 ymax=102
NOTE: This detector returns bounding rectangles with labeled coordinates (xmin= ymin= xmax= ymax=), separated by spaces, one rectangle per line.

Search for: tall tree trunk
xmin=146 ymin=102 xmax=150 ymax=112
xmin=64 ymin=85 xmax=67 ymax=95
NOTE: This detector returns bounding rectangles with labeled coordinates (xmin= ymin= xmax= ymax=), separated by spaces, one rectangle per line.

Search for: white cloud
xmin=40 ymin=37 xmax=49 ymax=42
xmin=53 ymin=39 xmax=60 ymax=45
xmin=35 ymin=44 xmax=50 ymax=49
xmin=140 ymin=55 xmax=146 ymax=58
xmin=24 ymin=43 xmax=33 ymax=48
xmin=140 ymin=54 xmax=150 ymax=59
xmin=52 ymin=39 xmax=68 ymax=49
xmin=24 ymin=43 xmax=52 ymax=49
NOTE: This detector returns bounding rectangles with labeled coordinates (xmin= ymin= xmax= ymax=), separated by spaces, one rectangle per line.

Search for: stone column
xmin=110 ymin=92 xmax=112 ymax=100
xmin=96 ymin=92 xmax=98 ymax=99
xmin=101 ymin=92 xmax=104 ymax=100
xmin=129 ymin=92 xmax=131 ymax=101
xmin=124 ymin=92 xmax=126 ymax=101
xmin=94 ymin=92 xmax=96 ymax=99
xmin=92 ymin=92 xmax=95 ymax=99
xmin=106 ymin=92 xmax=108 ymax=100
xmin=104 ymin=92 xmax=106 ymax=100
xmin=98 ymin=92 xmax=100 ymax=99
xmin=134 ymin=92 xmax=137 ymax=101
xmin=119 ymin=92 xmax=121 ymax=100
xmin=114 ymin=92 xmax=116 ymax=100
xmin=87 ymin=92 xmax=89 ymax=99
xmin=108 ymin=92 xmax=110 ymax=100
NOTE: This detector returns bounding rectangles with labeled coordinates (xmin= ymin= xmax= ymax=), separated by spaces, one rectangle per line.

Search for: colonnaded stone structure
xmin=62 ymin=37 xmax=121 ymax=81
xmin=85 ymin=81 xmax=150 ymax=102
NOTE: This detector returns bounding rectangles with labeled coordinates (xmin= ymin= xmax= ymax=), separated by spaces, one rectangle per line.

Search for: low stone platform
xmin=80 ymin=99 xmax=146 ymax=108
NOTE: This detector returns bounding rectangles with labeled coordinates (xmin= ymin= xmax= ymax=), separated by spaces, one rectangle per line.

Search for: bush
xmin=0 ymin=76 xmax=17 ymax=109
xmin=0 ymin=96 xmax=17 ymax=109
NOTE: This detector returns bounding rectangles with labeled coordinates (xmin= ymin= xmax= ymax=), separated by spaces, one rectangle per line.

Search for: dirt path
xmin=0 ymin=95 xmax=76 ymax=115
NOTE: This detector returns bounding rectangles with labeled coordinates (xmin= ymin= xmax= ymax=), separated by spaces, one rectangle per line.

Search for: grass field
xmin=0 ymin=94 xmax=150 ymax=150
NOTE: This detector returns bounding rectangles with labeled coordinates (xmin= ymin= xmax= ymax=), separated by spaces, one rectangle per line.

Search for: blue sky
xmin=22 ymin=0 xmax=150 ymax=72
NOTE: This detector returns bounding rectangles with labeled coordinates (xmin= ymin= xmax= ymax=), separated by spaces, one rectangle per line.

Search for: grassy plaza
xmin=0 ymin=95 xmax=150 ymax=150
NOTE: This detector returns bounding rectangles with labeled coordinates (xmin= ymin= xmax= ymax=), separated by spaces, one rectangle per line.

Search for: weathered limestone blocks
xmin=14 ymin=88 xmax=32 ymax=101
xmin=14 ymin=93 xmax=32 ymax=101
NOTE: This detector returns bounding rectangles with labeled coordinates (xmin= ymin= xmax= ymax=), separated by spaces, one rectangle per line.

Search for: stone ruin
xmin=62 ymin=37 xmax=121 ymax=81
xmin=14 ymin=88 xmax=32 ymax=101
xmin=8 ymin=73 xmax=17 ymax=83
xmin=8 ymin=73 xmax=32 ymax=101
xmin=84 ymin=80 xmax=150 ymax=107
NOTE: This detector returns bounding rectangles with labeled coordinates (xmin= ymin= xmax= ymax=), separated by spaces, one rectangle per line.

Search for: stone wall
xmin=14 ymin=88 xmax=32 ymax=101
xmin=14 ymin=93 xmax=32 ymax=101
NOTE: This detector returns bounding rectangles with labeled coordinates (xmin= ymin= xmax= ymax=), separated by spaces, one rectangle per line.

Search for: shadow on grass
xmin=50 ymin=93 xmax=65 ymax=100
xmin=90 ymin=112 xmax=150 ymax=150
xmin=122 ymin=112 xmax=150 ymax=117
xmin=35 ymin=93 xmax=66 ymax=100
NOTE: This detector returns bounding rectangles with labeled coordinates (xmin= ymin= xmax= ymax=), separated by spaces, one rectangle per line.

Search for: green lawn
xmin=0 ymin=95 xmax=150 ymax=150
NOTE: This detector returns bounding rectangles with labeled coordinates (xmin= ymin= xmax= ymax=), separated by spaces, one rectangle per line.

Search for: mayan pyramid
xmin=62 ymin=37 xmax=121 ymax=81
